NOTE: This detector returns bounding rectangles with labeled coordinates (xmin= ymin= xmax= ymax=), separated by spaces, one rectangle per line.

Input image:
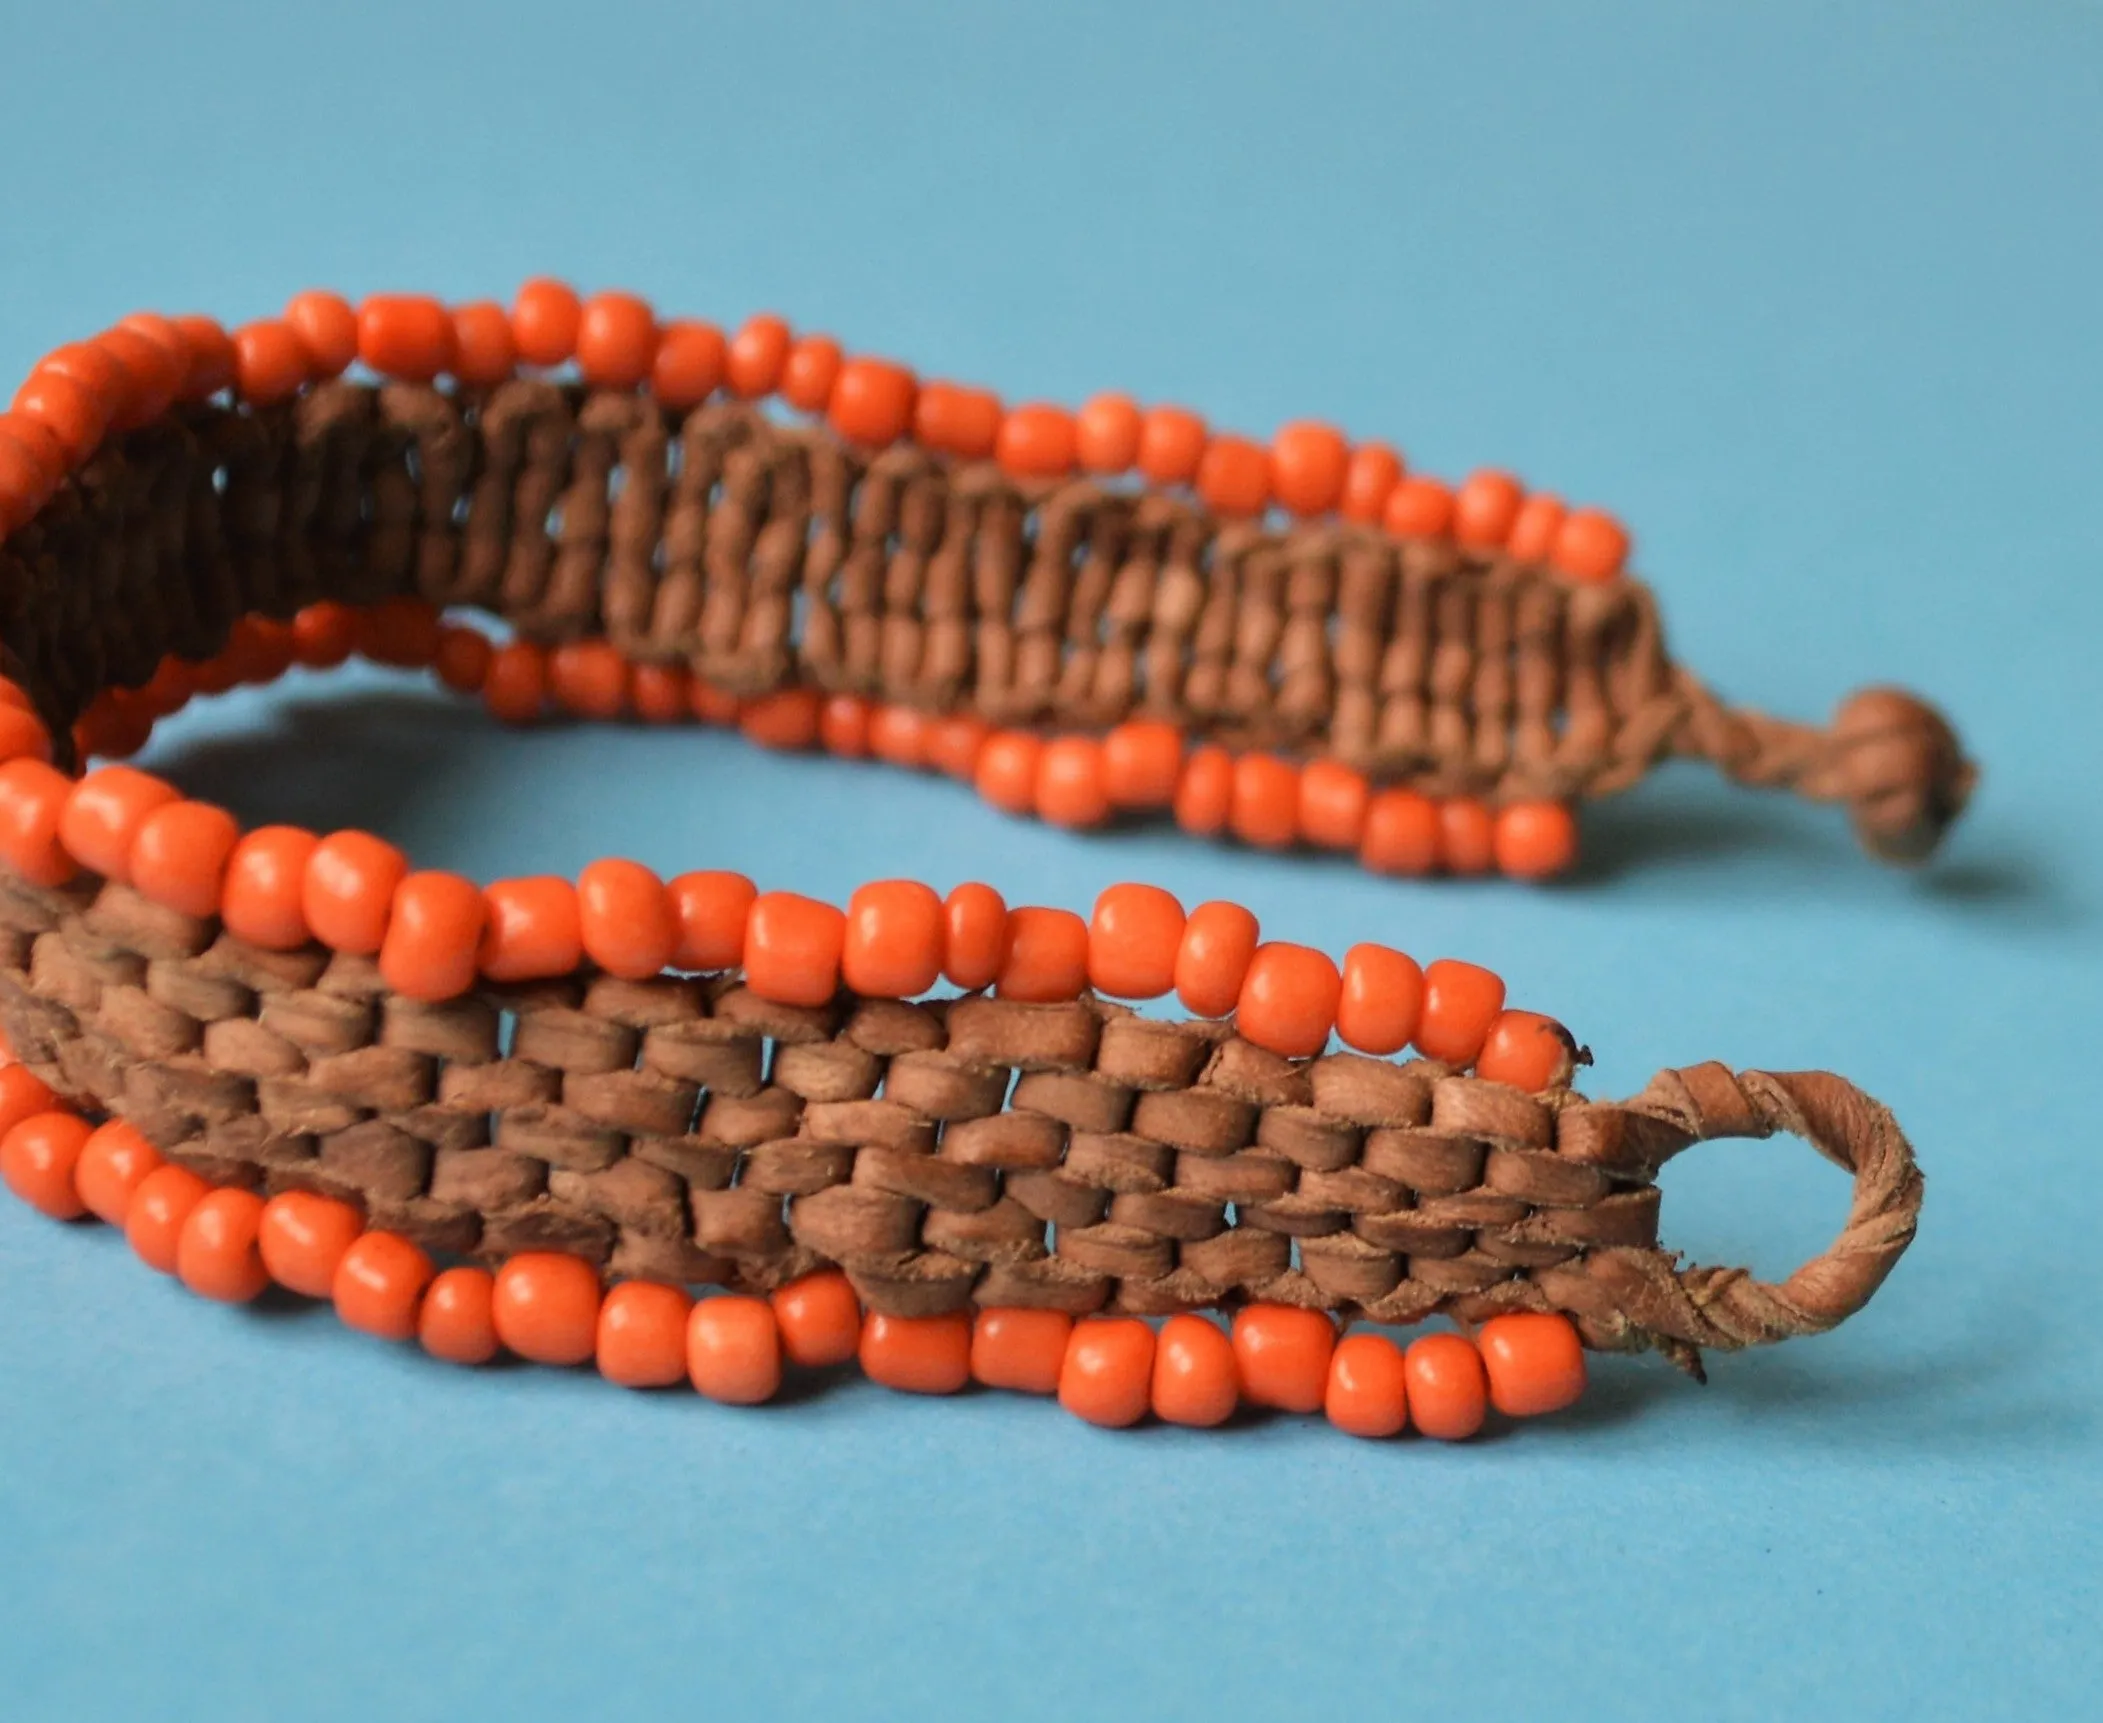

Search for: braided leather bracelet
xmin=0 ymin=282 xmax=1933 ymax=1440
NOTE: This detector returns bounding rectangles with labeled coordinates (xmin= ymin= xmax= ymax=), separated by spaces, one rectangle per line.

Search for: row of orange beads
xmin=1 ymin=280 xmax=1633 ymax=590
xmin=0 ymin=1067 xmax=1586 ymax=1438
xmin=457 ymin=630 xmax=1581 ymax=882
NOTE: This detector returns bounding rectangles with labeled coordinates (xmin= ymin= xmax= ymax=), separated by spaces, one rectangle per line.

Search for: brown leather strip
xmin=0 ymin=382 xmax=1972 ymax=860
xmin=0 ymin=863 xmax=1923 ymax=1369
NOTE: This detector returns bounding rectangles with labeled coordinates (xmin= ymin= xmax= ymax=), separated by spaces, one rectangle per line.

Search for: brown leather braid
xmin=0 ymin=862 xmax=1922 ymax=1369
xmin=0 ymin=380 xmax=1972 ymax=861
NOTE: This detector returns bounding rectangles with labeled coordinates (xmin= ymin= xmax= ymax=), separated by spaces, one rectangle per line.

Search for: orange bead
xmin=868 ymin=703 xmax=928 ymax=769
xmin=1336 ymin=943 xmax=1425 ymax=1056
xmin=779 ymin=334 xmax=842 ymax=413
xmin=1553 ymin=507 xmax=1630 ymax=582
xmin=1384 ymin=474 xmax=1455 ymax=538
xmin=1270 ymin=421 xmax=1348 ymax=516
xmin=420 ymin=1265 xmax=499 ymax=1365
xmin=433 ymin=624 xmax=493 ymax=694
xmin=1478 ymin=1312 xmax=1587 ymax=1417
xmin=1337 ymin=441 xmax=1404 ymax=521
xmin=667 ymin=869 xmax=756 ymax=971
xmin=231 ymin=319 xmax=311 ymax=405
xmin=689 ymin=678 xmax=740 ymax=726
xmin=491 ymin=1251 xmax=601 ymax=1365
xmin=859 ymin=1309 xmax=972 ymax=1394
xmin=726 ymin=313 xmax=791 ymax=398
xmin=37 ymin=341 xmax=129 ymax=419
xmin=737 ymin=686 xmax=821 ymax=751
xmin=13 ymin=368 xmax=108 ymax=463
xmin=771 ymin=1270 xmax=863 ymax=1368
xmin=96 ymin=325 xmax=186 ymax=428
xmin=0 ymin=759 xmax=75 ymax=887
xmin=378 ymin=870 xmax=486 ymax=1002
xmin=356 ymin=596 xmax=443 ymax=669
xmin=1075 ymin=392 xmax=1141 ymax=472
xmin=996 ymin=403 xmax=1077 ymax=479
xmin=1235 ymin=942 xmax=1341 ymax=1058
xmin=128 ymin=799 xmax=240 ymax=918
xmin=1174 ymin=900 xmax=1260 ymax=1018
xmin=0 ymin=706 xmax=53 ymax=769
xmin=1232 ymin=1304 xmax=1336 ymax=1414
xmin=1297 ymin=758 xmax=1369 ymax=851
xmin=356 ymin=294 xmax=456 ymax=383
xmin=924 ymin=713 xmax=990 ymax=780
xmin=1058 ymin=1317 xmax=1156 ymax=1428
xmin=974 ymin=730 xmax=1043 ymax=816
xmin=221 ymin=826 xmax=319 ymax=949
xmin=1229 ymin=752 xmax=1299 ymax=849
xmin=1475 ymin=1010 xmax=1577 ymax=1092
xmin=125 ymin=1163 xmax=210 ymax=1274
xmin=303 ymin=830 xmax=409 ymax=955
xmin=651 ymin=319 xmax=728 ymax=410
xmin=629 ymin=661 xmax=690 ymax=723
xmin=941 ymin=882 xmax=1007 ymax=990
xmin=744 ymin=890 xmax=846 ymax=1007
xmin=1196 ymin=433 xmax=1271 ymax=517
xmin=969 ymin=1307 xmax=1074 ymax=1394
xmin=1087 ymin=882 xmax=1184 ymax=999
xmin=257 ymin=1189 xmax=364 ymax=1298
xmin=0 ymin=1063 xmax=57 ymax=1140
xmin=912 ymin=381 xmax=1003 ymax=459
xmin=59 ymin=765 xmax=180 ymax=882
xmin=996 ymin=906 xmax=1089 ymax=1003
xmin=0 ymin=675 xmax=39 ymax=714
xmin=479 ymin=875 xmax=583 ymax=982
xmin=0 ymin=1110 xmax=92 ymax=1220
xmin=0 ymin=429 xmax=56 ymax=535
xmin=827 ymin=357 xmax=918 ymax=447
xmin=578 ymin=857 xmax=675 ymax=981
xmin=1416 ymin=958 xmax=1507 ymax=1066
xmin=1036 ymin=735 xmax=1109 ymax=828
xmin=72 ymin=1119 xmax=162 ymax=1228
xmin=575 ymin=291 xmax=658 ymax=390
xmin=1325 ymin=1332 xmax=1410 ymax=1438
xmin=482 ymin=639 xmax=548 ymax=723
xmin=334 ymin=1231 xmax=436 ymax=1342
xmin=1359 ymin=787 xmax=1440 ymax=876
xmin=818 ymin=694 xmax=871 ymax=757
xmin=448 ymin=301 xmax=518 ymax=387
xmin=1508 ymin=493 xmax=1565 ymax=564
xmin=1173 ymin=744 xmax=1233 ymax=837
xmin=1405 ymin=1332 xmax=1488 ymax=1440
xmin=1150 ymin=1313 xmax=1240 ymax=1427
xmin=547 ymin=638 xmax=630 ymax=719
xmin=177 ymin=1188 xmax=269 ymax=1304
xmin=597 ymin=1279 xmax=695 ymax=1389
xmin=1454 ymin=469 xmax=1523 ymax=550
xmin=842 ymin=878 xmax=945 ymax=998
xmin=223 ymin=616 xmax=297 ymax=686
xmin=684 ymin=1295 xmax=782 ymax=1403
xmin=1101 ymin=720 xmax=1182 ymax=806
xmin=1136 ymin=405 xmax=1207 ymax=485
xmin=1494 ymin=800 xmax=1578 ymax=880
xmin=290 ymin=600 xmax=358 ymax=668
xmin=169 ymin=313 xmax=236 ymax=400
xmin=1439 ymin=798 xmax=1496 ymax=876
xmin=512 ymin=278 xmax=582 ymax=367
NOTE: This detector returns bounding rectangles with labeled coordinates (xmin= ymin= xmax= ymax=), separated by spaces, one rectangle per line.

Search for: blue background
xmin=1 ymin=3 xmax=2097 ymax=1718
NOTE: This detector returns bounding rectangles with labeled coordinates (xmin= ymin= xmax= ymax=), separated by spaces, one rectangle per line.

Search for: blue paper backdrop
xmin=1 ymin=3 xmax=2097 ymax=1719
